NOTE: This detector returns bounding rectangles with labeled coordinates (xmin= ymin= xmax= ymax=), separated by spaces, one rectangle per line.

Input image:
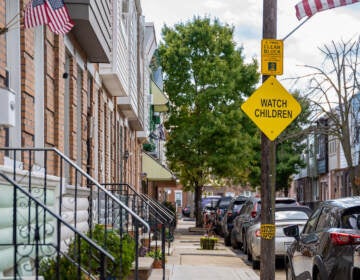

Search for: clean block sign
xmin=241 ymin=76 xmax=301 ymax=141
xmin=261 ymin=39 xmax=283 ymax=75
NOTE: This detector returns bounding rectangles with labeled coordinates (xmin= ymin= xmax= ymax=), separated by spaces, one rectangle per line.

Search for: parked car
xmin=284 ymin=196 xmax=360 ymax=280
xmin=221 ymin=195 xmax=248 ymax=246
xmin=214 ymin=196 xmax=233 ymax=236
xmin=231 ymin=196 xmax=298 ymax=251
xmin=246 ymin=205 xmax=312 ymax=269
xmin=182 ymin=205 xmax=191 ymax=217
xmin=201 ymin=195 xmax=221 ymax=211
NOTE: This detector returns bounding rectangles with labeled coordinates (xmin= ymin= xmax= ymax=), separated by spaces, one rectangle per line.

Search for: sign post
xmin=260 ymin=1 xmax=276 ymax=279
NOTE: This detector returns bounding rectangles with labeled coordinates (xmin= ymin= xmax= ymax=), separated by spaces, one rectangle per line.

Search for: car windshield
xmin=201 ymin=197 xmax=220 ymax=209
xmin=218 ymin=197 xmax=232 ymax=207
xmin=233 ymin=200 xmax=246 ymax=211
xmin=275 ymin=210 xmax=309 ymax=221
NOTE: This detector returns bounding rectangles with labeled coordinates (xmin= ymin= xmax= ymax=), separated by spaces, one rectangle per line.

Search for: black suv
xmin=214 ymin=196 xmax=233 ymax=236
xmin=284 ymin=196 xmax=360 ymax=280
xmin=221 ymin=195 xmax=248 ymax=246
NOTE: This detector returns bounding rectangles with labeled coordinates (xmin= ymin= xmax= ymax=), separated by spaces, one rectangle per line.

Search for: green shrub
xmin=146 ymin=249 xmax=163 ymax=260
xmin=200 ymin=236 xmax=218 ymax=250
xmin=39 ymin=225 xmax=136 ymax=279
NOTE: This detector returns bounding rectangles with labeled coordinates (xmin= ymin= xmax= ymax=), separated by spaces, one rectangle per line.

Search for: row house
xmin=293 ymin=94 xmax=360 ymax=209
xmin=0 ymin=0 xmax=175 ymax=278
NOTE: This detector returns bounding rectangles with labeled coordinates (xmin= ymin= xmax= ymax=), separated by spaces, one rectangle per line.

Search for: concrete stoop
xmin=127 ymin=257 xmax=154 ymax=280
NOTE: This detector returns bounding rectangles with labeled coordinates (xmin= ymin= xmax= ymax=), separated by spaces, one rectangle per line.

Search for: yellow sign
xmin=260 ymin=224 xmax=276 ymax=240
xmin=241 ymin=76 xmax=301 ymax=141
xmin=261 ymin=39 xmax=283 ymax=75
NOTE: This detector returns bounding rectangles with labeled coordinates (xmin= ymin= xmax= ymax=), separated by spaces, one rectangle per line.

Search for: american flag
xmin=295 ymin=0 xmax=360 ymax=20
xmin=46 ymin=0 xmax=74 ymax=34
xmin=24 ymin=0 xmax=74 ymax=34
xmin=24 ymin=0 xmax=49 ymax=29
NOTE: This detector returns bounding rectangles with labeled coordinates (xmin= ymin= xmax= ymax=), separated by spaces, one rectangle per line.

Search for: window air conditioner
xmin=0 ymin=87 xmax=15 ymax=127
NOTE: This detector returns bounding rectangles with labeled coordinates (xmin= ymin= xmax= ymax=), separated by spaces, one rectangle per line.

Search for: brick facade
xmin=0 ymin=1 xmax=145 ymax=191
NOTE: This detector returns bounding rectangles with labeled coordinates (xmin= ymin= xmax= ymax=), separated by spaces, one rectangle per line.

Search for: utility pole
xmin=261 ymin=0 xmax=276 ymax=279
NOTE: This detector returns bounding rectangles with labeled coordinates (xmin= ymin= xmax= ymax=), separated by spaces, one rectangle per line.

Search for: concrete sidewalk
xmin=148 ymin=218 xmax=259 ymax=280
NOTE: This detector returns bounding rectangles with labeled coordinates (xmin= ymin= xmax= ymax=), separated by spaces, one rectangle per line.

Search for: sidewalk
xmin=148 ymin=218 xmax=259 ymax=280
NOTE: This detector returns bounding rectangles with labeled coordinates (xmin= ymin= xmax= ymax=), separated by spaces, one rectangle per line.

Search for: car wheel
xmin=285 ymin=260 xmax=293 ymax=280
xmin=313 ymin=270 xmax=322 ymax=280
xmin=231 ymin=231 xmax=238 ymax=249
xmin=252 ymin=259 xmax=260 ymax=270
xmin=224 ymin=233 xmax=231 ymax=246
xmin=242 ymin=234 xmax=247 ymax=254
xmin=247 ymin=248 xmax=252 ymax=261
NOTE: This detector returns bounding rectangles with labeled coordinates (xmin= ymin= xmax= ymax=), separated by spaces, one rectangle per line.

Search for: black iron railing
xmin=101 ymin=183 xmax=176 ymax=280
xmin=0 ymin=148 xmax=149 ymax=279
xmin=0 ymin=172 xmax=115 ymax=280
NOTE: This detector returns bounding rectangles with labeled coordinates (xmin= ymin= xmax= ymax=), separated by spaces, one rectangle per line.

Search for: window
xmin=315 ymin=207 xmax=336 ymax=231
xmin=303 ymin=207 xmax=322 ymax=234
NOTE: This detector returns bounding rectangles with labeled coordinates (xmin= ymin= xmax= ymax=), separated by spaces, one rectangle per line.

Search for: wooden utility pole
xmin=260 ymin=0 xmax=276 ymax=279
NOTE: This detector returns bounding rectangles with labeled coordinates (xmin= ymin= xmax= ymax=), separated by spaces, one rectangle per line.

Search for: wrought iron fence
xmin=0 ymin=148 xmax=149 ymax=279
xmin=101 ymin=183 xmax=176 ymax=280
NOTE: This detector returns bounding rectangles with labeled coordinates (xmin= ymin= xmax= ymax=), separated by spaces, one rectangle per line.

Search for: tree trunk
xmin=350 ymin=166 xmax=360 ymax=195
xmin=284 ymin=188 xmax=289 ymax=197
xmin=194 ymin=184 xmax=203 ymax=227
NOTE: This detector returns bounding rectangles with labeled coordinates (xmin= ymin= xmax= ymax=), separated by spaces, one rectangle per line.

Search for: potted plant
xmin=146 ymin=249 xmax=164 ymax=269
xmin=200 ymin=235 xmax=218 ymax=250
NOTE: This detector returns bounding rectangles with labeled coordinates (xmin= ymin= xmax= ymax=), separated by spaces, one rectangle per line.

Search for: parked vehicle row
xmin=231 ymin=196 xmax=299 ymax=254
xmin=284 ymin=196 xmax=360 ymax=280
xmin=213 ymin=195 xmax=360 ymax=280
xmin=246 ymin=205 xmax=312 ymax=269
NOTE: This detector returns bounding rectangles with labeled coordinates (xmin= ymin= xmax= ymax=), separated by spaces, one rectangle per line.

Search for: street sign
xmin=241 ymin=76 xmax=301 ymax=141
xmin=261 ymin=39 xmax=283 ymax=75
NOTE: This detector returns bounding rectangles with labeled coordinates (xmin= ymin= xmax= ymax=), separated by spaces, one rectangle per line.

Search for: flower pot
xmin=200 ymin=237 xmax=218 ymax=250
xmin=152 ymin=259 xmax=163 ymax=269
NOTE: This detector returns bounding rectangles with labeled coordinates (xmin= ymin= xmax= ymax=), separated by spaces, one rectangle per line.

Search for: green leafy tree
xmin=158 ymin=17 xmax=260 ymax=226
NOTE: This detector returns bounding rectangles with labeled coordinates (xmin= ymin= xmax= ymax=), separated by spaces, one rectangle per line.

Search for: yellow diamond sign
xmin=241 ymin=76 xmax=301 ymax=141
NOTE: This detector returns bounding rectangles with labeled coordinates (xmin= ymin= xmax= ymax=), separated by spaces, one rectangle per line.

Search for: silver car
xmin=246 ymin=205 xmax=312 ymax=269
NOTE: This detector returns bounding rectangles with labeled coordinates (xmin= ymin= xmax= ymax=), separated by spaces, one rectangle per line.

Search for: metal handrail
xmin=102 ymin=183 xmax=167 ymax=224
xmin=0 ymin=172 xmax=115 ymax=280
xmin=141 ymin=193 xmax=176 ymax=223
xmin=0 ymin=147 xmax=149 ymax=232
xmin=0 ymin=147 xmax=150 ymax=279
xmin=103 ymin=183 xmax=174 ymax=280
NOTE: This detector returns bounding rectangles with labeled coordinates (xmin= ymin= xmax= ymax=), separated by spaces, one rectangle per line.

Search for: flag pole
xmin=282 ymin=17 xmax=310 ymax=41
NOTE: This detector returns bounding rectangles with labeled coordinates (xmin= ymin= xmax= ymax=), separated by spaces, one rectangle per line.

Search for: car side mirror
xmin=283 ymin=225 xmax=300 ymax=241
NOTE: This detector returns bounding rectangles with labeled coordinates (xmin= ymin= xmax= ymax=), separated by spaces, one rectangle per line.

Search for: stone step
xmin=127 ymin=257 xmax=154 ymax=280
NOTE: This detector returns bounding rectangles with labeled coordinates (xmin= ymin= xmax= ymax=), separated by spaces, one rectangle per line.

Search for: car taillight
xmin=255 ymin=230 xmax=261 ymax=237
xmin=251 ymin=211 xmax=257 ymax=218
xmin=227 ymin=211 xmax=233 ymax=216
xmin=330 ymin=232 xmax=360 ymax=245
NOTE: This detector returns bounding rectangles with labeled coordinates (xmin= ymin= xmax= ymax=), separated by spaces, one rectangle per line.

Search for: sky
xmin=141 ymin=0 xmax=360 ymax=91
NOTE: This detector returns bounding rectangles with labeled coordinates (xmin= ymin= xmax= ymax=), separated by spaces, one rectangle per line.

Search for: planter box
xmin=200 ymin=237 xmax=218 ymax=250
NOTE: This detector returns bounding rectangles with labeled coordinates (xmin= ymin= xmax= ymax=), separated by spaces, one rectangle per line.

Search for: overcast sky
xmin=141 ymin=0 xmax=360 ymax=91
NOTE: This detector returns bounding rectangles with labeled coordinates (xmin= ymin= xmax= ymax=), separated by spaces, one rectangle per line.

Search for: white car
xmin=246 ymin=205 xmax=312 ymax=269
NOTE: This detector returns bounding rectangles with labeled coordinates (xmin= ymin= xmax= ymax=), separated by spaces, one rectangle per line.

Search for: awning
xmin=151 ymin=81 xmax=168 ymax=112
xmin=142 ymin=152 xmax=175 ymax=181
